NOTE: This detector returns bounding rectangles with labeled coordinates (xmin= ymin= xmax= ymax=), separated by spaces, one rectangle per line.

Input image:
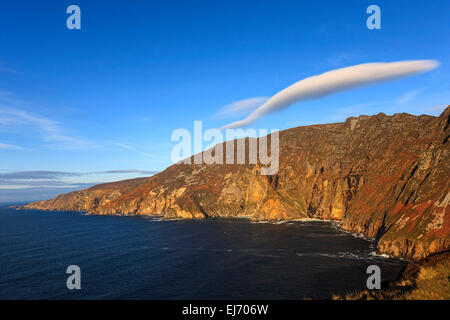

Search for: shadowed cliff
xmin=23 ymin=106 xmax=450 ymax=261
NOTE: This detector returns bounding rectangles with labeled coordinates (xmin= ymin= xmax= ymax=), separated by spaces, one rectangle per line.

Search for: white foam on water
xmin=369 ymin=251 xmax=393 ymax=259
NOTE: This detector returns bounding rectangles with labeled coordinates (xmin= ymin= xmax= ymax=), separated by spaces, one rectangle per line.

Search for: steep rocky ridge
xmin=23 ymin=106 xmax=450 ymax=261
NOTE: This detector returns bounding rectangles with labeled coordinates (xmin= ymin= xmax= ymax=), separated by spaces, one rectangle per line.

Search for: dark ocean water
xmin=0 ymin=205 xmax=406 ymax=299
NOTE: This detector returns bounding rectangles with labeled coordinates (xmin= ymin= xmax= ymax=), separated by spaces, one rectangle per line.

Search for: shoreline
xmin=3 ymin=206 xmax=418 ymax=299
xmin=11 ymin=205 xmax=406 ymax=261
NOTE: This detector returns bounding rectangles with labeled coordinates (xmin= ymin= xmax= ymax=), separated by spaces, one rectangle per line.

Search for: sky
xmin=1 ymin=0 xmax=449 ymax=202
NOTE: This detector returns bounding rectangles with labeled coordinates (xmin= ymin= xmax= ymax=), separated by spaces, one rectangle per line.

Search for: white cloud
xmin=110 ymin=142 xmax=154 ymax=157
xmin=0 ymin=142 xmax=26 ymax=150
xmin=0 ymin=169 xmax=157 ymax=190
xmin=222 ymin=60 xmax=440 ymax=129
xmin=423 ymin=105 xmax=447 ymax=114
xmin=396 ymin=89 xmax=423 ymax=105
xmin=0 ymin=107 xmax=92 ymax=149
xmin=0 ymin=184 xmax=88 ymax=190
xmin=327 ymin=53 xmax=362 ymax=67
xmin=214 ymin=97 xmax=269 ymax=118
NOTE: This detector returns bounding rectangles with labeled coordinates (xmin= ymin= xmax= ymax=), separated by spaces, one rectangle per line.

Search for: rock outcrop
xmin=334 ymin=250 xmax=450 ymax=300
xmin=23 ymin=106 xmax=450 ymax=261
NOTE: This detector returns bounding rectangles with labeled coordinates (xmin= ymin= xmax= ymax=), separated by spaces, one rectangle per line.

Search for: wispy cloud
xmin=327 ymin=103 xmax=376 ymax=122
xmin=136 ymin=116 xmax=152 ymax=123
xmin=94 ymin=169 xmax=157 ymax=175
xmin=0 ymin=170 xmax=157 ymax=180
xmin=0 ymin=169 xmax=157 ymax=190
xmin=214 ymin=97 xmax=269 ymax=119
xmin=396 ymin=89 xmax=423 ymax=105
xmin=0 ymin=183 xmax=95 ymax=190
xmin=423 ymin=104 xmax=447 ymax=114
xmin=110 ymin=142 xmax=154 ymax=157
xmin=0 ymin=62 xmax=24 ymax=75
xmin=0 ymin=107 xmax=92 ymax=150
xmin=222 ymin=60 xmax=440 ymax=129
xmin=0 ymin=142 xmax=27 ymax=150
xmin=327 ymin=53 xmax=363 ymax=68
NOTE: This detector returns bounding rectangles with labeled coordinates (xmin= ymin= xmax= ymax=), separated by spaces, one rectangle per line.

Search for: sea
xmin=0 ymin=204 xmax=406 ymax=299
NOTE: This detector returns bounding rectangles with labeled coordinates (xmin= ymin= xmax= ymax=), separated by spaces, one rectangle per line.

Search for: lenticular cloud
xmin=222 ymin=60 xmax=439 ymax=129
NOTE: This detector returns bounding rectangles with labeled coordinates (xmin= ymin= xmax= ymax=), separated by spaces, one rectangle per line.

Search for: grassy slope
xmin=333 ymin=251 xmax=449 ymax=300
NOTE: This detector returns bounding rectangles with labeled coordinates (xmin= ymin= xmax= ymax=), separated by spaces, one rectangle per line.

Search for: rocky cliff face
xmin=23 ymin=106 xmax=450 ymax=261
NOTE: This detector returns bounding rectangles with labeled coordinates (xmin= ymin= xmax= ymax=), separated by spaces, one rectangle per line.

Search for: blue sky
xmin=1 ymin=0 xmax=449 ymax=201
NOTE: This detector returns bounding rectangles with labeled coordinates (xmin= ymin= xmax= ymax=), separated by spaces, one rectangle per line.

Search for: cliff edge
xmin=23 ymin=106 xmax=450 ymax=261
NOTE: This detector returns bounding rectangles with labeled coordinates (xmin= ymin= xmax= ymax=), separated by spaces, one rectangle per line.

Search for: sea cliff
xmin=23 ymin=106 xmax=450 ymax=261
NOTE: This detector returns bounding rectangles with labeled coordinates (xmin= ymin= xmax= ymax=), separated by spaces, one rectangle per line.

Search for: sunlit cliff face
xmin=24 ymin=106 xmax=450 ymax=261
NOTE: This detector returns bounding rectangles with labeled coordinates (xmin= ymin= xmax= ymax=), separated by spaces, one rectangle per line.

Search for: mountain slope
xmin=23 ymin=106 xmax=450 ymax=260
